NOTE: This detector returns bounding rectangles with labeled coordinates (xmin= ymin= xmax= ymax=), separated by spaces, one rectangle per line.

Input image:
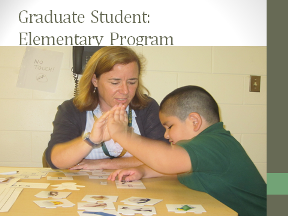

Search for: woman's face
xmin=92 ymin=61 xmax=139 ymax=112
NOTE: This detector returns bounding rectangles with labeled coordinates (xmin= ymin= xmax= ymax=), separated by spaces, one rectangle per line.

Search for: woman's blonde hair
xmin=73 ymin=46 xmax=150 ymax=112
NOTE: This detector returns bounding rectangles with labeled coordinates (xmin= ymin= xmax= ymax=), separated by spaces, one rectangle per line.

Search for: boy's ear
xmin=188 ymin=112 xmax=202 ymax=131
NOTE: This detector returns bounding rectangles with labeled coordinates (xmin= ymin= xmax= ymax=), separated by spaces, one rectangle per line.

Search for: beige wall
xmin=0 ymin=46 xmax=267 ymax=182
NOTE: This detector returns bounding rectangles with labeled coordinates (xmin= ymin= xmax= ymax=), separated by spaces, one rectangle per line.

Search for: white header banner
xmin=0 ymin=0 xmax=267 ymax=46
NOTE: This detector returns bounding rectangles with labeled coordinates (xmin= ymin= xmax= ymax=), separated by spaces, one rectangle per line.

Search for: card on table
xmin=89 ymin=175 xmax=109 ymax=180
xmin=11 ymin=182 xmax=49 ymax=189
xmin=121 ymin=197 xmax=162 ymax=206
xmin=115 ymin=180 xmax=146 ymax=189
xmin=118 ymin=205 xmax=156 ymax=215
xmin=82 ymin=195 xmax=118 ymax=203
xmin=92 ymin=171 xmax=112 ymax=176
xmin=78 ymin=201 xmax=115 ymax=210
xmin=35 ymin=191 xmax=71 ymax=199
xmin=166 ymin=204 xmax=206 ymax=214
xmin=33 ymin=199 xmax=75 ymax=208
xmin=47 ymin=176 xmax=74 ymax=180
xmin=63 ymin=171 xmax=89 ymax=176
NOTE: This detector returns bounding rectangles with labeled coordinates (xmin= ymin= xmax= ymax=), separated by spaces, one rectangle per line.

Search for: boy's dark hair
xmin=159 ymin=85 xmax=220 ymax=124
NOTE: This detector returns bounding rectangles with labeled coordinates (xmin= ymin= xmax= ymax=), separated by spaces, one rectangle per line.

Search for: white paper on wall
xmin=16 ymin=47 xmax=63 ymax=92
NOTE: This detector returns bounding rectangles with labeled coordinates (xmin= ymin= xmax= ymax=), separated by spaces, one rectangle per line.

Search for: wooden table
xmin=1 ymin=168 xmax=237 ymax=216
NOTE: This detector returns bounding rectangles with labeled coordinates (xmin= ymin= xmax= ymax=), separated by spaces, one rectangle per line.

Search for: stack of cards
xmin=35 ymin=191 xmax=71 ymax=199
xmin=118 ymin=205 xmax=156 ymax=215
xmin=166 ymin=204 xmax=206 ymax=214
xmin=115 ymin=180 xmax=146 ymax=189
xmin=33 ymin=199 xmax=75 ymax=208
xmin=121 ymin=197 xmax=162 ymax=206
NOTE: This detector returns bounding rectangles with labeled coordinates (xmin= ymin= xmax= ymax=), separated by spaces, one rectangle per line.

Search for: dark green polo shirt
xmin=177 ymin=122 xmax=266 ymax=216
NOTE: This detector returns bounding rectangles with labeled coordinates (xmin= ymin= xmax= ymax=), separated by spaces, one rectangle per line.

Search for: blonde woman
xmin=45 ymin=46 xmax=168 ymax=169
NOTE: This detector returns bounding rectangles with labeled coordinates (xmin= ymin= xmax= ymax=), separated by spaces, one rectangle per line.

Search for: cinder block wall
xmin=0 ymin=46 xmax=267 ymax=182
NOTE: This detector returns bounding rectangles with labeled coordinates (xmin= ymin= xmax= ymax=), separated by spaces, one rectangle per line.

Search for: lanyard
xmin=93 ymin=108 xmax=132 ymax=159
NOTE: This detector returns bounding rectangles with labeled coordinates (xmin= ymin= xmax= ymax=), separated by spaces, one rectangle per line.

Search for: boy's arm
xmin=108 ymin=106 xmax=192 ymax=175
xmin=108 ymin=164 xmax=165 ymax=182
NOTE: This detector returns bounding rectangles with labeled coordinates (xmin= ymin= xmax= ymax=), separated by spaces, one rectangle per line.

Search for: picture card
xmin=92 ymin=171 xmax=112 ymax=176
xmin=33 ymin=199 xmax=75 ymax=208
xmin=0 ymin=177 xmax=20 ymax=186
xmin=115 ymin=180 xmax=146 ymax=189
xmin=82 ymin=195 xmax=118 ymax=203
xmin=89 ymin=175 xmax=109 ymax=180
xmin=118 ymin=205 xmax=156 ymax=215
xmin=78 ymin=201 xmax=115 ymax=210
xmin=35 ymin=191 xmax=71 ymax=199
xmin=77 ymin=210 xmax=121 ymax=216
xmin=11 ymin=182 xmax=49 ymax=189
xmin=166 ymin=204 xmax=206 ymax=214
xmin=47 ymin=176 xmax=74 ymax=180
xmin=121 ymin=197 xmax=162 ymax=206
xmin=63 ymin=171 xmax=89 ymax=176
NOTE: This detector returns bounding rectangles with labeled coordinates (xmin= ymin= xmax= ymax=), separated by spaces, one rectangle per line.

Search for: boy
xmin=107 ymin=85 xmax=267 ymax=216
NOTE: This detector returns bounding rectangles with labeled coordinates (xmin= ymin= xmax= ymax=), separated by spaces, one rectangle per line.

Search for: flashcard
xmin=47 ymin=176 xmax=74 ymax=180
xmin=11 ymin=182 xmax=49 ymax=189
xmin=63 ymin=171 xmax=89 ymax=176
xmin=78 ymin=201 xmax=115 ymax=210
xmin=35 ymin=191 xmax=71 ymax=199
xmin=166 ymin=204 xmax=206 ymax=214
xmin=77 ymin=210 xmax=121 ymax=216
xmin=121 ymin=197 xmax=162 ymax=206
xmin=16 ymin=175 xmax=42 ymax=179
xmin=33 ymin=199 xmax=75 ymax=208
xmin=51 ymin=182 xmax=85 ymax=190
xmin=100 ymin=182 xmax=108 ymax=185
xmin=15 ymin=171 xmax=47 ymax=179
xmin=89 ymin=175 xmax=109 ymax=180
xmin=82 ymin=195 xmax=118 ymax=203
xmin=0 ymin=177 xmax=19 ymax=185
xmin=115 ymin=180 xmax=146 ymax=189
xmin=118 ymin=205 xmax=156 ymax=215
xmin=92 ymin=171 xmax=112 ymax=176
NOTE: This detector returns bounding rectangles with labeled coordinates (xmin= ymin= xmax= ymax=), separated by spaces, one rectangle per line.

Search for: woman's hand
xmin=89 ymin=107 xmax=115 ymax=144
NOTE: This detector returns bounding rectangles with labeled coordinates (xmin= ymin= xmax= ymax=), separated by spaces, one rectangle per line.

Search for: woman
xmin=45 ymin=46 xmax=168 ymax=169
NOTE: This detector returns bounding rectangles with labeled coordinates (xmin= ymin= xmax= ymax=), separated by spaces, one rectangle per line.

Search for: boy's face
xmin=159 ymin=111 xmax=197 ymax=145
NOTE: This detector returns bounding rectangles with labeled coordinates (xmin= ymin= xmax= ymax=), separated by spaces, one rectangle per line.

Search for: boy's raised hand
xmin=107 ymin=104 xmax=129 ymax=141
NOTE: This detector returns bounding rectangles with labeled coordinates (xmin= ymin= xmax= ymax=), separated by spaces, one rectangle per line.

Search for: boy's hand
xmin=107 ymin=105 xmax=129 ymax=141
xmin=108 ymin=167 xmax=144 ymax=182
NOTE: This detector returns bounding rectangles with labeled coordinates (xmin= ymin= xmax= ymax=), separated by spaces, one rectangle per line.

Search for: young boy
xmin=107 ymin=85 xmax=267 ymax=216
